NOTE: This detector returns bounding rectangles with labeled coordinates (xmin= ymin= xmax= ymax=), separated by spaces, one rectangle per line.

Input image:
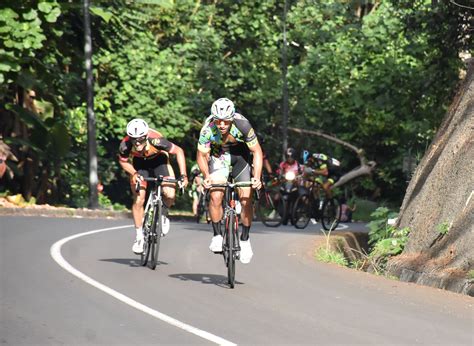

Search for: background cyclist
xmin=118 ymin=119 xmax=188 ymax=254
xmin=196 ymin=98 xmax=263 ymax=264
xmin=302 ymin=150 xmax=339 ymax=199
xmin=189 ymin=163 xmax=204 ymax=217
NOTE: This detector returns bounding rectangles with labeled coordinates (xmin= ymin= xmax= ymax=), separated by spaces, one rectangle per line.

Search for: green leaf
xmin=38 ymin=2 xmax=53 ymax=13
xmin=90 ymin=7 xmax=114 ymax=23
xmin=45 ymin=7 xmax=61 ymax=23
xmin=134 ymin=0 xmax=174 ymax=9
xmin=23 ymin=9 xmax=38 ymax=21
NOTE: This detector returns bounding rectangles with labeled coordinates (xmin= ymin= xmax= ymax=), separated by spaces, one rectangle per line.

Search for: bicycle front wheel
xmin=293 ymin=194 xmax=312 ymax=229
xmin=225 ymin=212 xmax=236 ymax=288
xmin=196 ymin=193 xmax=204 ymax=223
xmin=140 ymin=232 xmax=151 ymax=266
xmin=140 ymin=209 xmax=152 ymax=266
xmin=257 ymin=190 xmax=285 ymax=227
xmin=149 ymin=203 xmax=162 ymax=270
xmin=321 ymin=198 xmax=341 ymax=231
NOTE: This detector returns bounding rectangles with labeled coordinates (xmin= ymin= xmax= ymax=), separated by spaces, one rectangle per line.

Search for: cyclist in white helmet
xmin=196 ymin=98 xmax=263 ymax=264
xmin=118 ymin=118 xmax=188 ymax=254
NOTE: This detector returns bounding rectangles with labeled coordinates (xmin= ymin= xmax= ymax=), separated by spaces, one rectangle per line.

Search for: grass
xmin=316 ymin=247 xmax=348 ymax=266
xmin=468 ymin=270 xmax=474 ymax=280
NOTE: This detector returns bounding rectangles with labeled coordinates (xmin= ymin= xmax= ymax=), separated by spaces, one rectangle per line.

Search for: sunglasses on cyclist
xmin=216 ymin=119 xmax=232 ymax=126
xmin=131 ymin=136 xmax=147 ymax=145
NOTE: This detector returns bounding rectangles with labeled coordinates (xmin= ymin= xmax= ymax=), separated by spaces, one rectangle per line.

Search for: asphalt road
xmin=1 ymin=216 xmax=472 ymax=345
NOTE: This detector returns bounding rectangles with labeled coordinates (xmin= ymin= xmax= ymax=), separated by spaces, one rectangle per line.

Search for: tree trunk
xmin=387 ymin=59 xmax=474 ymax=293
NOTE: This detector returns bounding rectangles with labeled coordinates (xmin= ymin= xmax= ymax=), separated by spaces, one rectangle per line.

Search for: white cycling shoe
xmin=161 ymin=215 xmax=170 ymax=236
xmin=209 ymin=235 xmax=223 ymax=253
xmin=132 ymin=236 xmax=144 ymax=254
xmin=239 ymin=240 xmax=253 ymax=264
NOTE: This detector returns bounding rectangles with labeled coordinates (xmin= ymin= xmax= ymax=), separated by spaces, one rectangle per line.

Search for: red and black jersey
xmin=118 ymin=129 xmax=175 ymax=162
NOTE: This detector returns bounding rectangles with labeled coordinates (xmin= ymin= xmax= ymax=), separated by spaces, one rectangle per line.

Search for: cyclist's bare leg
xmin=192 ymin=195 xmax=199 ymax=216
xmin=131 ymin=187 xmax=146 ymax=229
xmin=322 ymin=182 xmax=333 ymax=199
xmin=209 ymin=188 xmax=224 ymax=222
xmin=238 ymin=186 xmax=253 ymax=227
xmin=162 ymin=183 xmax=176 ymax=208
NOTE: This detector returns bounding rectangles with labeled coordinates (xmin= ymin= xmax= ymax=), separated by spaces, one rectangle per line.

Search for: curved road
xmin=1 ymin=216 xmax=472 ymax=345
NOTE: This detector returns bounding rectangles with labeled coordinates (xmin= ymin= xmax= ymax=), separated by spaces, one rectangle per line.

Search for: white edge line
xmin=50 ymin=224 xmax=236 ymax=346
xmin=337 ymin=223 xmax=348 ymax=230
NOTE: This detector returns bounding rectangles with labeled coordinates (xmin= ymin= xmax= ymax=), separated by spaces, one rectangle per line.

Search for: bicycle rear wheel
xmin=321 ymin=198 xmax=341 ymax=231
xmin=225 ymin=212 xmax=236 ymax=288
xmin=149 ymin=203 xmax=162 ymax=270
xmin=257 ymin=190 xmax=285 ymax=227
xmin=293 ymin=194 xmax=312 ymax=229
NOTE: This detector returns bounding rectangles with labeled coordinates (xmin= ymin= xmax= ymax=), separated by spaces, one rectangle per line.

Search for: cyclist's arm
xmin=197 ymin=125 xmax=212 ymax=180
xmin=196 ymin=149 xmax=210 ymax=180
xmin=313 ymin=166 xmax=328 ymax=176
xmin=249 ymin=141 xmax=263 ymax=181
xmin=119 ymin=160 xmax=137 ymax=176
xmin=168 ymin=144 xmax=187 ymax=179
xmin=263 ymin=157 xmax=272 ymax=175
xmin=118 ymin=139 xmax=137 ymax=176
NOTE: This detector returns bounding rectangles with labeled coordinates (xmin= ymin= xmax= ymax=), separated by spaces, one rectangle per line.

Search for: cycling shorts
xmin=209 ymin=152 xmax=251 ymax=183
xmin=131 ymin=154 xmax=174 ymax=189
xmin=315 ymin=175 xmax=338 ymax=186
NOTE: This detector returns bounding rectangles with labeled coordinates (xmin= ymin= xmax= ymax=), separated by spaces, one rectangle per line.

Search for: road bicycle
xmin=256 ymin=179 xmax=285 ymax=227
xmin=136 ymin=176 xmax=182 ymax=270
xmin=207 ymin=181 xmax=257 ymax=288
xmin=292 ymin=180 xmax=341 ymax=231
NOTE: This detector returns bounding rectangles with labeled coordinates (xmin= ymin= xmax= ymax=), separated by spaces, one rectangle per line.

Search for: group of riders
xmin=118 ymin=98 xmax=341 ymax=265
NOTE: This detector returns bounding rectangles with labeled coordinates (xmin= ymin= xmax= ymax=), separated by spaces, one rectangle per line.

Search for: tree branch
xmin=287 ymin=127 xmax=376 ymax=188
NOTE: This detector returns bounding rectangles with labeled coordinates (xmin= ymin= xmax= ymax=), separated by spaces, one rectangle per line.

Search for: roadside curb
xmin=0 ymin=207 xmax=132 ymax=219
xmin=0 ymin=207 xmax=196 ymax=221
xmin=320 ymin=231 xmax=473 ymax=297
xmin=398 ymin=268 xmax=474 ymax=297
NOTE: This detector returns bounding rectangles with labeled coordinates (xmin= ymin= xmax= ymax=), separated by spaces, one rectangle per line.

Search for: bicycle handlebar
xmin=206 ymin=181 xmax=260 ymax=200
xmin=135 ymin=175 xmax=185 ymax=194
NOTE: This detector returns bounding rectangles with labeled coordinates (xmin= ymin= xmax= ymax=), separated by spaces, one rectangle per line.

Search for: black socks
xmin=241 ymin=225 xmax=250 ymax=241
xmin=212 ymin=222 xmax=222 ymax=236
xmin=213 ymin=222 xmax=250 ymax=240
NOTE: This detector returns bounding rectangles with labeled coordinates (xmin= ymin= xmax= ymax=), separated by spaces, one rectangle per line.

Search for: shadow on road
xmin=169 ymin=273 xmax=243 ymax=289
xmin=99 ymin=258 xmax=169 ymax=267
xmin=180 ymin=221 xmax=367 ymax=236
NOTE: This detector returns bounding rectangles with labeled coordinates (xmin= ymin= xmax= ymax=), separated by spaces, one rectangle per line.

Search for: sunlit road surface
xmin=1 ymin=216 xmax=472 ymax=345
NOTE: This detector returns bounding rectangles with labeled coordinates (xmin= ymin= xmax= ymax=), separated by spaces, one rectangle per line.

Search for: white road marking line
xmin=337 ymin=223 xmax=348 ymax=230
xmin=50 ymin=225 xmax=236 ymax=346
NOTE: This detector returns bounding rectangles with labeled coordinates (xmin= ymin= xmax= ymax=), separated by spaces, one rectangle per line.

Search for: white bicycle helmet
xmin=211 ymin=98 xmax=235 ymax=120
xmin=126 ymin=119 xmax=149 ymax=138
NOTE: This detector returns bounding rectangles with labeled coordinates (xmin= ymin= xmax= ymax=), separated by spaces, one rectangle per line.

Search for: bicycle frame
xmin=138 ymin=176 xmax=181 ymax=270
xmin=208 ymin=181 xmax=254 ymax=288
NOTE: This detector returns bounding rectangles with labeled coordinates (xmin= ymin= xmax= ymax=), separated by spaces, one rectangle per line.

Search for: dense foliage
xmin=0 ymin=0 xmax=472 ymax=208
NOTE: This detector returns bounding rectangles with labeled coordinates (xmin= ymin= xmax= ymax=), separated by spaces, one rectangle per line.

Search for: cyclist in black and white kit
xmin=196 ymin=98 xmax=263 ymax=264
